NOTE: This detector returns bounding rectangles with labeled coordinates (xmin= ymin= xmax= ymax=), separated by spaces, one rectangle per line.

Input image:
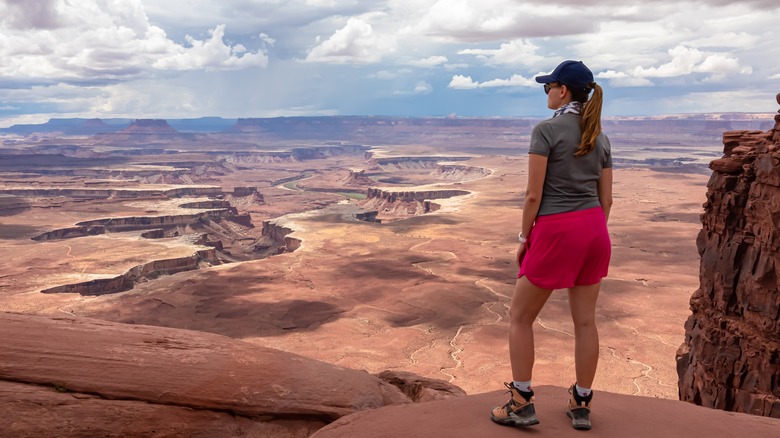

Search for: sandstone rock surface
xmin=0 ymin=312 xmax=413 ymax=437
xmin=676 ymin=96 xmax=780 ymax=417
xmin=311 ymin=386 xmax=780 ymax=438
xmin=375 ymin=370 xmax=467 ymax=402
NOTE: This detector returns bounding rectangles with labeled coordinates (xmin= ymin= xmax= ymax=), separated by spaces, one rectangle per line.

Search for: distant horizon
xmin=2 ymin=109 xmax=778 ymax=129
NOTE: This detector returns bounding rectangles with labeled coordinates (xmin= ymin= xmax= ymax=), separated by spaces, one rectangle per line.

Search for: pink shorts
xmin=518 ymin=207 xmax=611 ymax=289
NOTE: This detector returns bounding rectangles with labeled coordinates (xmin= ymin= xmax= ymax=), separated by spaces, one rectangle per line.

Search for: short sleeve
xmin=529 ymin=121 xmax=553 ymax=157
xmin=601 ymin=134 xmax=613 ymax=168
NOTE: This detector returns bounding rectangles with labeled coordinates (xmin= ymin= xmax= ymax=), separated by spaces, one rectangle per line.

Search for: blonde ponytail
xmin=575 ymin=82 xmax=603 ymax=157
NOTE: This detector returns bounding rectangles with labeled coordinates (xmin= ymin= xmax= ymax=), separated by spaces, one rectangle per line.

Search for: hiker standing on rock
xmin=490 ymin=60 xmax=613 ymax=431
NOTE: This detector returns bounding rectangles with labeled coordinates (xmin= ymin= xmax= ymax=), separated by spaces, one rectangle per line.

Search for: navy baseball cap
xmin=535 ymin=60 xmax=594 ymax=90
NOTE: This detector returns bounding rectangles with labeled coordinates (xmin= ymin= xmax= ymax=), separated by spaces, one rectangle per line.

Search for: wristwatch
xmin=518 ymin=232 xmax=527 ymax=244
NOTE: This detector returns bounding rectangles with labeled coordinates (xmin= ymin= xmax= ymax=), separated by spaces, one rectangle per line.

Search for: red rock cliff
xmin=676 ymin=93 xmax=780 ymax=418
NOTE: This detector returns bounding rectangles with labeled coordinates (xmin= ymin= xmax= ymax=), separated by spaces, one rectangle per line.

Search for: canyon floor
xmin=0 ymin=127 xmax=715 ymax=400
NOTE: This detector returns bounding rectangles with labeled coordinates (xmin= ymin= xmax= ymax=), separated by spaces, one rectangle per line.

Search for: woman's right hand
xmin=516 ymin=243 xmax=527 ymax=267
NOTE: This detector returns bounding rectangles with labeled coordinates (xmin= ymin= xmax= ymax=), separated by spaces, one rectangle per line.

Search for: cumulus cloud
xmin=408 ymin=56 xmax=448 ymax=68
xmin=371 ymin=69 xmax=413 ymax=79
xmin=768 ymin=73 xmax=780 ymax=80
xmin=0 ymin=0 xmax=268 ymax=85
xmin=305 ymin=17 xmax=396 ymax=64
xmin=597 ymin=70 xmax=629 ymax=79
xmin=444 ymin=63 xmax=470 ymax=71
xmin=695 ymin=54 xmax=752 ymax=75
xmin=153 ymin=25 xmax=268 ymax=70
xmin=2 ymin=0 xmax=66 ymax=30
xmin=632 ymin=46 xmax=705 ymax=78
xmin=394 ymin=81 xmax=434 ymax=95
xmin=259 ymin=33 xmax=276 ymax=46
xmin=458 ymin=39 xmax=543 ymax=66
xmin=591 ymin=45 xmax=755 ymax=86
xmin=684 ymin=32 xmax=761 ymax=49
xmin=448 ymin=74 xmax=534 ymax=89
xmin=413 ymin=0 xmax=593 ymax=41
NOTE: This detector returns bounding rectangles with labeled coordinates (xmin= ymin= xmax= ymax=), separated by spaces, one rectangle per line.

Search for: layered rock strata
xmin=364 ymin=188 xmax=470 ymax=202
xmin=0 ymin=186 xmax=222 ymax=199
xmin=40 ymin=249 xmax=220 ymax=295
xmin=342 ymin=169 xmax=375 ymax=186
xmin=676 ymin=93 xmax=780 ymax=418
xmin=32 ymin=209 xmax=245 ymax=241
xmin=216 ymin=145 xmax=369 ymax=165
xmin=261 ymin=221 xmax=302 ymax=253
xmin=0 ymin=312 xmax=429 ymax=437
xmin=75 ymin=210 xmax=231 ymax=231
xmin=31 ymin=225 xmax=106 ymax=241
xmin=361 ymin=188 xmax=469 ymax=216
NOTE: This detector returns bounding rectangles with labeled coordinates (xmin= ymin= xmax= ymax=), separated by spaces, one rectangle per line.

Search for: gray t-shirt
xmin=529 ymin=113 xmax=612 ymax=216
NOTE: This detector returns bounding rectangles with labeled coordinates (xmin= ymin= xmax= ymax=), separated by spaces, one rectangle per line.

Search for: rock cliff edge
xmin=676 ymin=93 xmax=780 ymax=417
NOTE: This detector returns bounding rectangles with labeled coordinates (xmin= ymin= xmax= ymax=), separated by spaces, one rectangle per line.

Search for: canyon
xmin=1 ymin=108 xmax=778 ymax=436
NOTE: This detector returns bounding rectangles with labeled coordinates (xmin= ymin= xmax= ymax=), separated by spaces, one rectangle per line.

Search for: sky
xmin=1 ymin=0 xmax=779 ymax=126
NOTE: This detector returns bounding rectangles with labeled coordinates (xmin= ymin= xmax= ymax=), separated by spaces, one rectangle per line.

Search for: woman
xmin=490 ymin=60 xmax=613 ymax=431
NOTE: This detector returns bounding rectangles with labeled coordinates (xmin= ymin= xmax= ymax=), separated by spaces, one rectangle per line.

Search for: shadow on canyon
xmin=0 ymin=223 xmax=43 ymax=239
xmin=83 ymin=273 xmax=348 ymax=339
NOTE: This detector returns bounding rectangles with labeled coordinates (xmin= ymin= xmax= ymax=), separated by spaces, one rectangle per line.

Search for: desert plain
xmin=0 ymin=115 xmax=766 ymax=400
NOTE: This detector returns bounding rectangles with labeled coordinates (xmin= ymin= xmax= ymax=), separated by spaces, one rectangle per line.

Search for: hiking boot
xmin=567 ymin=384 xmax=593 ymax=430
xmin=490 ymin=382 xmax=540 ymax=427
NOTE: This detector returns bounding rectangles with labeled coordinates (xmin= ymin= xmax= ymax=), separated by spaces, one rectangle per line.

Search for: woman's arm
xmin=521 ymin=153 xmax=548 ymax=237
xmin=598 ymin=167 xmax=613 ymax=222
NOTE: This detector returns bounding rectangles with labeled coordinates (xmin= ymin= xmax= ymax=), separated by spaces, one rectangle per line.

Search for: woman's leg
xmin=509 ymin=276 xmax=553 ymax=381
xmin=567 ymin=282 xmax=601 ymax=388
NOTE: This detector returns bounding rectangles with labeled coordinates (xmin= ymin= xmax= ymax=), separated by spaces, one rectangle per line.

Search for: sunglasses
xmin=544 ymin=83 xmax=563 ymax=94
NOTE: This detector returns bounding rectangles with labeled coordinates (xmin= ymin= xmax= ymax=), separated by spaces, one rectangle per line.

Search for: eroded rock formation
xmin=233 ymin=186 xmax=262 ymax=198
xmin=123 ymin=119 xmax=179 ymax=134
xmin=31 ymin=225 xmax=106 ymax=241
xmin=260 ymin=220 xmax=302 ymax=253
xmin=32 ymin=209 xmax=242 ymax=241
xmin=432 ymin=164 xmax=492 ymax=181
xmin=365 ymin=188 xmax=470 ymax=203
xmin=0 ymin=312 xmax=425 ymax=437
xmin=217 ymin=146 xmax=370 ymax=166
xmin=375 ymin=371 xmax=467 ymax=403
xmin=41 ymin=249 xmax=221 ymax=295
xmin=342 ymin=169 xmax=375 ymax=187
xmin=676 ymin=93 xmax=780 ymax=418
xmin=355 ymin=211 xmax=380 ymax=223
xmin=0 ymin=186 xmax=222 ymax=199
xmin=361 ymin=188 xmax=469 ymax=216
xmin=75 ymin=210 xmax=232 ymax=231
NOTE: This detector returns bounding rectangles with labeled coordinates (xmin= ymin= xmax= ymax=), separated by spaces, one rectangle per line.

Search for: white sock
xmin=575 ymin=384 xmax=591 ymax=397
xmin=512 ymin=380 xmax=532 ymax=392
